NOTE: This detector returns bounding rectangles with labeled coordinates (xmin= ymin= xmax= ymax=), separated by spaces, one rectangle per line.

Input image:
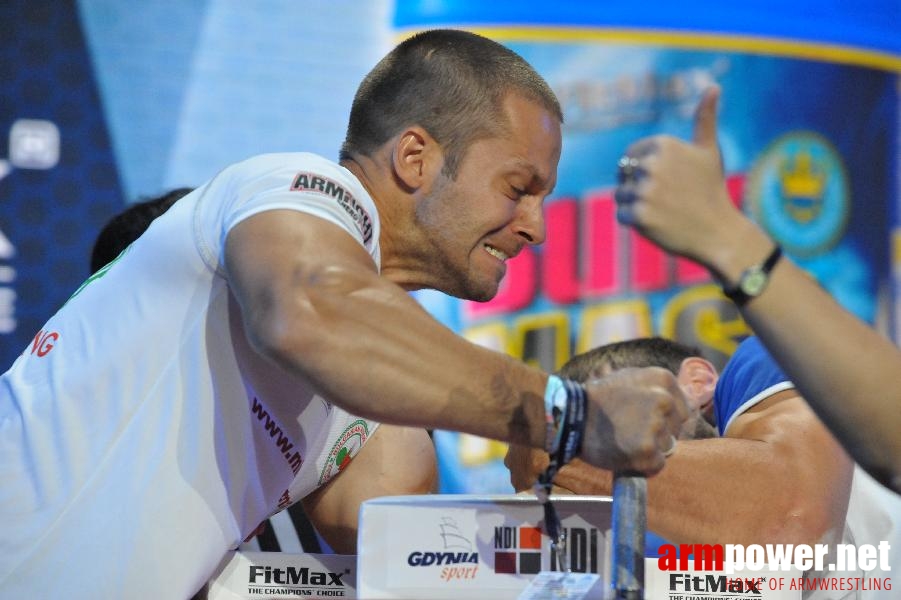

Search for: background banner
xmin=0 ymin=0 xmax=392 ymax=371
xmin=392 ymin=2 xmax=901 ymax=494
xmin=1 ymin=1 xmax=898 ymax=500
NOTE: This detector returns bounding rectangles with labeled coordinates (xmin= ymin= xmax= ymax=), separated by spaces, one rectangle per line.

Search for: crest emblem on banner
xmin=746 ymin=131 xmax=849 ymax=257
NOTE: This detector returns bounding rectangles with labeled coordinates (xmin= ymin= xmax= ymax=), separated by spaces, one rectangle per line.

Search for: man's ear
xmin=676 ymin=356 xmax=718 ymax=411
xmin=392 ymin=126 xmax=441 ymax=191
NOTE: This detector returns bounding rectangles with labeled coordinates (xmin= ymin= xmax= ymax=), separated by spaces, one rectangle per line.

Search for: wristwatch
xmin=722 ymin=245 xmax=783 ymax=306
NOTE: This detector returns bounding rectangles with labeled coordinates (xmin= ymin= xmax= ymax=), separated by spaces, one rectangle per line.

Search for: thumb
xmin=692 ymin=85 xmax=721 ymax=148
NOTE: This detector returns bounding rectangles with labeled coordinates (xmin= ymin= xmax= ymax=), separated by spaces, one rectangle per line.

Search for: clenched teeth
xmin=484 ymin=244 xmax=509 ymax=261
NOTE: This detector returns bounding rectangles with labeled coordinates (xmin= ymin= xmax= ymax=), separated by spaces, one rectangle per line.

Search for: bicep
xmin=223 ymin=209 xmax=378 ymax=358
xmin=301 ymin=425 xmax=437 ymax=554
xmin=727 ymin=390 xmax=853 ymax=535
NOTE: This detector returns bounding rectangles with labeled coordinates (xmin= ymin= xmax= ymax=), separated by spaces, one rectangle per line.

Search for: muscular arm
xmin=224 ymin=210 xmax=686 ymax=473
xmin=706 ymin=219 xmax=901 ymax=493
xmin=302 ymin=425 xmax=437 ymax=554
xmin=225 ymin=210 xmax=548 ymax=448
xmin=620 ymin=86 xmax=901 ymax=492
xmin=509 ymin=391 xmax=853 ymax=546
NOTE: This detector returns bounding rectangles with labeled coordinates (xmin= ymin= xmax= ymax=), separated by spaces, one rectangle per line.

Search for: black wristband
xmin=538 ymin=378 xmax=587 ymax=491
xmin=557 ymin=380 xmax=586 ymax=465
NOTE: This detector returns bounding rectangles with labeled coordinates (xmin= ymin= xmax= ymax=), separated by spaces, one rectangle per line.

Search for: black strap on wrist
xmin=722 ymin=244 xmax=783 ymax=306
xmin=535 ymin=378 xmax=586 ymax=572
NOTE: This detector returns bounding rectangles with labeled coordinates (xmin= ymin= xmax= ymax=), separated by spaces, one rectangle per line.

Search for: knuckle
xmin=637 ymin=437 xmax=657 ymax=458
xmin=647 ymin=458 xmax=665 ymax=475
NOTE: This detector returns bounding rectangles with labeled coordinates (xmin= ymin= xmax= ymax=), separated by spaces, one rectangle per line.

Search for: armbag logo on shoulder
xmin=291 ymin=172 xmax=373 ymax=244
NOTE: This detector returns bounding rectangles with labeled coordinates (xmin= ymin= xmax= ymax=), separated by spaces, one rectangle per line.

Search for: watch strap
xmin=722 ymin=245 xmax=783 ymax=306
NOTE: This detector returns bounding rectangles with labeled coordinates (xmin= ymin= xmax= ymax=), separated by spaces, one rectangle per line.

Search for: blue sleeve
xmin=713 ymin=337 xmax=795 ymax=435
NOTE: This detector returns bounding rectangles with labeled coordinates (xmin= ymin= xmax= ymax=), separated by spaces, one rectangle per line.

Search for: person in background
xmin=507 ymin=336 xmax=850 ymax=547
xmin=615 ymin=85 xmax=901 ymax=495
xmin=506 ymin=337 xmax=719 ymax=558
xmin=508 ymin=335 xmax=899 ymax=598
xmin=506 ymin=337 xmax=901 ymax=600
xmin=90 ymin=188 xmax=195 ymax=273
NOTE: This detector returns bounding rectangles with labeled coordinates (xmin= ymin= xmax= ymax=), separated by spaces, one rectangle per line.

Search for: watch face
xmin=741 ymin=268 xmax=768 ymax=296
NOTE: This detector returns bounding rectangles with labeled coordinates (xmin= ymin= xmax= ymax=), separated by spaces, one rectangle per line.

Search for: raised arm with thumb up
xmin=613 ymin=85 xmax=763 ymax=277
xmin=614 ymin=86 xmax=901 ymax=495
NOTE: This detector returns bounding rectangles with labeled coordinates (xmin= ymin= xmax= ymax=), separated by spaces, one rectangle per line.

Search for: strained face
xmin=414 ymin=93 xmax=562 ymax=301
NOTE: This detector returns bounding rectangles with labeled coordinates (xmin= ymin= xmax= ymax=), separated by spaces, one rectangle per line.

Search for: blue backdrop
xmin=1 ymin=3 xmax=898 ymax=501
xmin=390 ymin=1 xmax=901 ymax=494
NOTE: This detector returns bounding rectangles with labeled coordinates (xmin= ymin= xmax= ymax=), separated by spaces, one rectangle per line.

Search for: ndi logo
xmin=550 ymin=527 xmax=600 ymax=574
xmin=494 ymin=526 xmax=543 ymax=575
xmin=492 ymin=525 xmax=601 ymax=575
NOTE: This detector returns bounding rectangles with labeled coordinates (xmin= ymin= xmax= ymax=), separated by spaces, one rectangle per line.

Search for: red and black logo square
xmin=494 ymin=526 xmax=542 ymax=574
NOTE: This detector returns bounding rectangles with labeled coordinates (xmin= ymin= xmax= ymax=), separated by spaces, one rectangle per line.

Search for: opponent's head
xmin=560 ymin=337 xmax=719 ymax=440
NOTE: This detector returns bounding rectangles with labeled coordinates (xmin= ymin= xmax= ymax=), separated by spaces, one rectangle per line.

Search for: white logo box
xmin=356 ymin=494 xmax=614 ymax=600
xmin=208 ymin=550 xmax=357 ymax=599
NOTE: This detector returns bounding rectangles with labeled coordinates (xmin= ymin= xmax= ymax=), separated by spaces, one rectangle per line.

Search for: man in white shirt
xmin=0 ymin=29 xmax=689 ymax=598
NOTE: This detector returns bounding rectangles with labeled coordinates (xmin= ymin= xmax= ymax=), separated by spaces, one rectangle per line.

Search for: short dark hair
xmin=90 ymin=187 xmax=193 ymax=273
xmin=559 ymin=337 xmax=704 ymax=382
xmin=340 ymin=29 xmax=562 ymax=177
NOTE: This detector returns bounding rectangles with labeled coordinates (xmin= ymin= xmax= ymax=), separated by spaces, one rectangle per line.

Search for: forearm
xmin=645 ymin=440 xmax=828 ymax=545
xmin=244 ymin=262 xmax=548 ymax=448
xmin=701 ymin=217 xmax=901 ymax=489
xmin=228 ymin=212 xmax=687 ymax=474
xmin=554 ymin=437 xmax=846 ymax=546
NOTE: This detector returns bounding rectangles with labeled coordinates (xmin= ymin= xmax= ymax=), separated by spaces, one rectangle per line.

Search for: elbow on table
xmin=758 ymin=501 xmax=840 ymax=547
